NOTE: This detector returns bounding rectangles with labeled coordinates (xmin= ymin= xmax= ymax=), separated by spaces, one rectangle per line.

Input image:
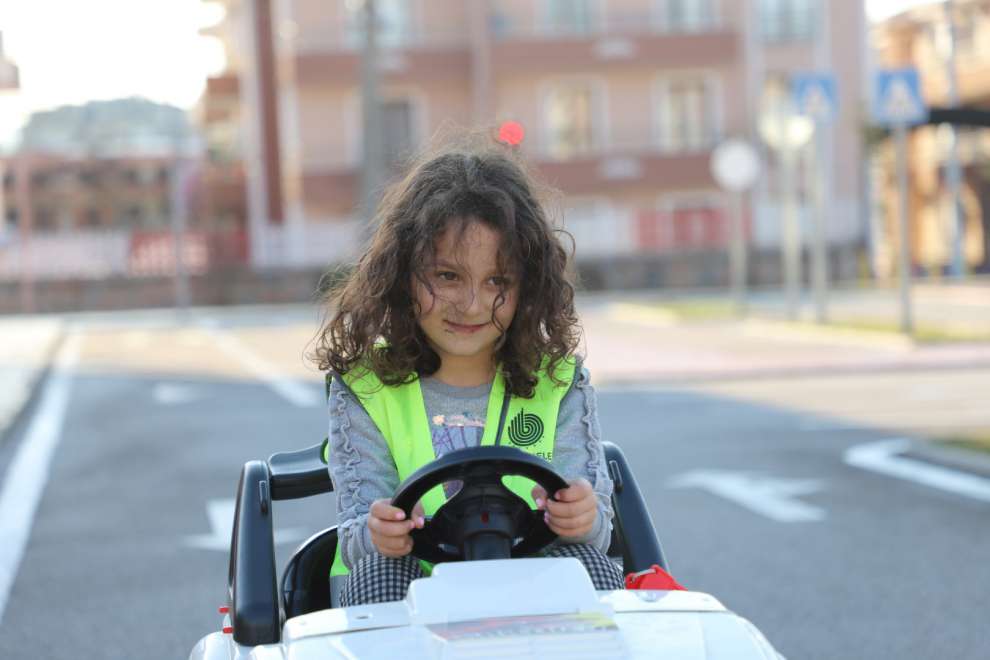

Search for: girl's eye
xmin=436 ymin=271 xmax=458 ymax=282
xmin=490 ymin=276 xmax=510 ymax=287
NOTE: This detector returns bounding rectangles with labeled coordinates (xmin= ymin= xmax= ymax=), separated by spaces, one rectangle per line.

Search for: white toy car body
xmin=189 ymin=443 xmax=784 ymax=660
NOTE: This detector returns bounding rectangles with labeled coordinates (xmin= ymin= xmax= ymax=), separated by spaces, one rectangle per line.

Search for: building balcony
xmin=201 ymin=74 xmax=241 ymax=124
xmin=301 ymin=147 xmax=717 ymax=215
xmin=292 ymin=17 xmax=736 ymax=86
xmin=489 ymin=24 xmax=737 ymax=75
xmin=294 ymin=45 xmax=470 ymax=87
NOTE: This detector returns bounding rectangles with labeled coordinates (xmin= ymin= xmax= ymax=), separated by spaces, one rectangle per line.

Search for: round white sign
xmin=710 ymin=139 xmax=761 ymax=193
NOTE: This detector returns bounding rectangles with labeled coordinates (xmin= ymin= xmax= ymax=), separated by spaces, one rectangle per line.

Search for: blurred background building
xmin=201 ymin=0 xmax=867 ymax=290
xmin=872 ymin=0 xmax=990 ymax=276
xmin=7 ymin=1 xmax=989 ymax=313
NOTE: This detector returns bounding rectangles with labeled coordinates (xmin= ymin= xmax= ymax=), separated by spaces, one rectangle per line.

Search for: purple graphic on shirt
xmin=431 ymin=413 xmax=484 ymax=498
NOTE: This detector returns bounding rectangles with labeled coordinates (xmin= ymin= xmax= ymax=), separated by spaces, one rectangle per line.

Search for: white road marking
xmin=844 ymin=439 xmax=990 ymax=503
xmin=668 ymin=470 xmax=826 ymax=522
xmin=0 ymin=332 xmax=81 ymax=623
xmin=183 ymin=499 xmax=308 ymax=551
xmin=152 ymin=382 xmax=202 ymax=406
xmin=200 ymin=322 xmax=320 ymax=408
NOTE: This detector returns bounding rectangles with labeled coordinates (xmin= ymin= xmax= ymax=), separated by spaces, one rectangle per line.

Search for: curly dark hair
xmin=311 ymin=131 xmax=581 ymax=398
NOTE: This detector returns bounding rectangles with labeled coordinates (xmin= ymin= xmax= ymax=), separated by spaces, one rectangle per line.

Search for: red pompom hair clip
xmin=497 ymin=121 xmax=525 ymax=147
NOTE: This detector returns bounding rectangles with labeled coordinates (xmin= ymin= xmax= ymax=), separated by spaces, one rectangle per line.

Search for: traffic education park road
xmin=0 ymin=299 xmax=988 ymax=660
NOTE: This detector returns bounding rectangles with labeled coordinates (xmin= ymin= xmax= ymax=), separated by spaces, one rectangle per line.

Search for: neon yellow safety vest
xmin=328 ymin=357 xmax=576 ymax=577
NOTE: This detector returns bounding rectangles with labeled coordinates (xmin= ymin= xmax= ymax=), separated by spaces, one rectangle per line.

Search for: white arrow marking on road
xmin=844 ymin=439 xmax=990 ymax=503
xmin=183 ymin=499 xmax=309 ymax=551
xmin=152 ymin=383 xmax=201 ymax=406
xmin=668 ymin=471 xmax=826 ymax=522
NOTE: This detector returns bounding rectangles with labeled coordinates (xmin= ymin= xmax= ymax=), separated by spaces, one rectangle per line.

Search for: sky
xmin=0 ymin=0 xmax=226 ymax=150
xmin=0 ymin=0 xmax=938 ymax=150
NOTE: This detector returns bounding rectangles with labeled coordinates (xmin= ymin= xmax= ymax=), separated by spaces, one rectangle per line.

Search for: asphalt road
xmin=0 ymin=309 xmax=987 ymax=660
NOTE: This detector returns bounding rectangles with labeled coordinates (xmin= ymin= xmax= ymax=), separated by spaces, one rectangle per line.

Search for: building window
xmin=344 ymin=0 xmax=412 ymax=48
xmin=83 ymin=208 xmax=101 ymax=227
xmin=543 ymin=0 xmax=598 ymax=36
xmin=126 ymin=205 xmax=143 ymax=225
xmin=544 ymin=82 xmax=598 ymax=159
xmin=760 ymin=0 xmax=816 ymax=43
xmin=5 ymin=208 xmax=18 ymax=228
xmin=382 ymin=99 xmax=414 ymax=171
xmin=79 ymin=170 xmax=100 ymax=187
xmin=662 ymin=0 xmax=717 ymax=33
xmin=657 ymin=77 xmax=718 ymax=152
xmin=36 ymin=207 xmax=55 ymax=230
xmin=760 ymin=72 xmax=790 ymax=115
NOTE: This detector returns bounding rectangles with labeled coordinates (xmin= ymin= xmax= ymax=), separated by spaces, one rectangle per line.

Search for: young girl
xmin=312 ymin=135 xmax=624 ymax=606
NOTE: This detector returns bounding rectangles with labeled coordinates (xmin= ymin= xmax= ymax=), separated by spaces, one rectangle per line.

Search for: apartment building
xmin=873 ymin=0 xmax=990 ymax=275
xmin=202 ymin=0 xmax=865 ymax=281
xmin=2 ymin=154 xmax=175 ymax=232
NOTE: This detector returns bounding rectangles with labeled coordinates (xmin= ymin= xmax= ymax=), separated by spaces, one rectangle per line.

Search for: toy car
xmin=189 ymin=442 xmax=784 ymax=659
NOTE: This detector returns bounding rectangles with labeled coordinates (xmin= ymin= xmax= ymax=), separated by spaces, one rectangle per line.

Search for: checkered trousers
xmin=339 ymin=543 xmax=625 ymax=607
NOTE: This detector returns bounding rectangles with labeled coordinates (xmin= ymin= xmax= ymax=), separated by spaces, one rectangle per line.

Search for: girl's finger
xmin=531 ymin=485 xmax=548 ymax=509
xmin=545 ymin=495 xmax=595 ymax=519
xmin=545 ymin=509 xmax=596 ymax=532
xmin=546 ymin=517 xmax=592 ymax=538
xmin=369 ymin=516 xmax=417 ymax=537
xmin=553 ymin=479 xmax=593 ymax=502
xmin=370 ymin=499 xmax=407 ymax=521
xmin=376 ymin=532 xmax=413 ymax=552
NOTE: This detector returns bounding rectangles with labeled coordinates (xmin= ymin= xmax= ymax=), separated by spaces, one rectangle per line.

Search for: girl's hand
xmin=531 ymin=478 xmax=597 ymax=540
xmin=368 ymin=498 xmax=425 ymax=558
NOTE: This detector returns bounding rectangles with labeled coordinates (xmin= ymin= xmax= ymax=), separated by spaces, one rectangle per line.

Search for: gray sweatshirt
xmin=327 ymin=366 xmax=614 ymax=569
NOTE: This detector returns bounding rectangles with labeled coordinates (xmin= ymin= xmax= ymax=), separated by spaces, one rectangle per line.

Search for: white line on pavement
xmin=844 ymin=439 xmax=990 ymax=503
xmin=668 ymin=470 xmax=826 ymax=522
xmin=183 ymin=499 xmax=307 ymax=551
xmin=200 ymin=323 xmax=320 ymax=408
xmin=0 ymin=332 xmax=81 ymax=624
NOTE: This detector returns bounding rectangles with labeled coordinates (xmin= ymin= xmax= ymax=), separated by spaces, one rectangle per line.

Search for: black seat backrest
xmin=603 ymin=441 xmax=668 ymax=573
xmin=281 ymin=527 xmax=338 ymax=619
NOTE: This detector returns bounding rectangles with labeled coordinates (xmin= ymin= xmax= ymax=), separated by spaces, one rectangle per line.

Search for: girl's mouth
xmin=444 ymin=320 xmax=489 ymax=334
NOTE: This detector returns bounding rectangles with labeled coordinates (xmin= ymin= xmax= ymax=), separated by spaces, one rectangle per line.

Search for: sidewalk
xmin=0 ymin=316 xmax=64 ymax=443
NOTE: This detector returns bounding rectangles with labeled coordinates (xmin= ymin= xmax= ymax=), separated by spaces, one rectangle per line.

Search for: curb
xmin=742 ymin=319 xmax=915 ymax=351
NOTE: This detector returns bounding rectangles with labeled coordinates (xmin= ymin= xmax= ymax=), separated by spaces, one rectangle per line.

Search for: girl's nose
xmin=456 ymin=282 xmax=487 ymax=316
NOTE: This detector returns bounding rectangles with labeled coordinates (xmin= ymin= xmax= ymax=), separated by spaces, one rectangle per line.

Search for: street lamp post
xmin=359 ymin=0 xmax=385 ymax=236
xmin=759 ymin=109 xmax=814 ymax=320
xmin=942 ymin=0 xmax=966 ymax=279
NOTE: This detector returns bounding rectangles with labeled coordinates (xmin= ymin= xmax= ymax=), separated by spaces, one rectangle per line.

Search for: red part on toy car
xmin=625 ymin=565 xmax=686 ymax=591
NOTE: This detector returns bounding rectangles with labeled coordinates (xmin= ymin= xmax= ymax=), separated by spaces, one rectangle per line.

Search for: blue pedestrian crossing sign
xmin=792 ymin=73 xmax=838 ymax=124
xmin=873 ymin=68 xmax=927 ymax=126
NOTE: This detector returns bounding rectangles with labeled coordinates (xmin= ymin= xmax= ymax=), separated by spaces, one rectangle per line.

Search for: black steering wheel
xmin=391 ymin=446 xmax=569 ymax=564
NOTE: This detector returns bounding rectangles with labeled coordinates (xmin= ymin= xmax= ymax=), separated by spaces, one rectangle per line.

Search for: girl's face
xmin=413 ymin=219 xmax=519 ymax=368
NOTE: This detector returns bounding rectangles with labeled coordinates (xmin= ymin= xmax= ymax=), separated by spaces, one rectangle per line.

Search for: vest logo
xmin=508 ymin=409 xmax=543 ymax=447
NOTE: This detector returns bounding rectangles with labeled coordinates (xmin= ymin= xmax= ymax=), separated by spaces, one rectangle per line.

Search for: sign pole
xmin=730 ymin=190 xmax=748 ymax=315
xmin=943 ymin=0 xmax=965 ymax=279
xmin=781 ymin=135 xmax=800 ymax=321
xmin=791 ymin=72 xmax=837 ymax=324
xmin=895 ymin=122 xmax=914 ymax=335
xmin=811 ymin=122 xmax=829 ymax=323
xmin=711 ymin=139 xmax=760 ymax=318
